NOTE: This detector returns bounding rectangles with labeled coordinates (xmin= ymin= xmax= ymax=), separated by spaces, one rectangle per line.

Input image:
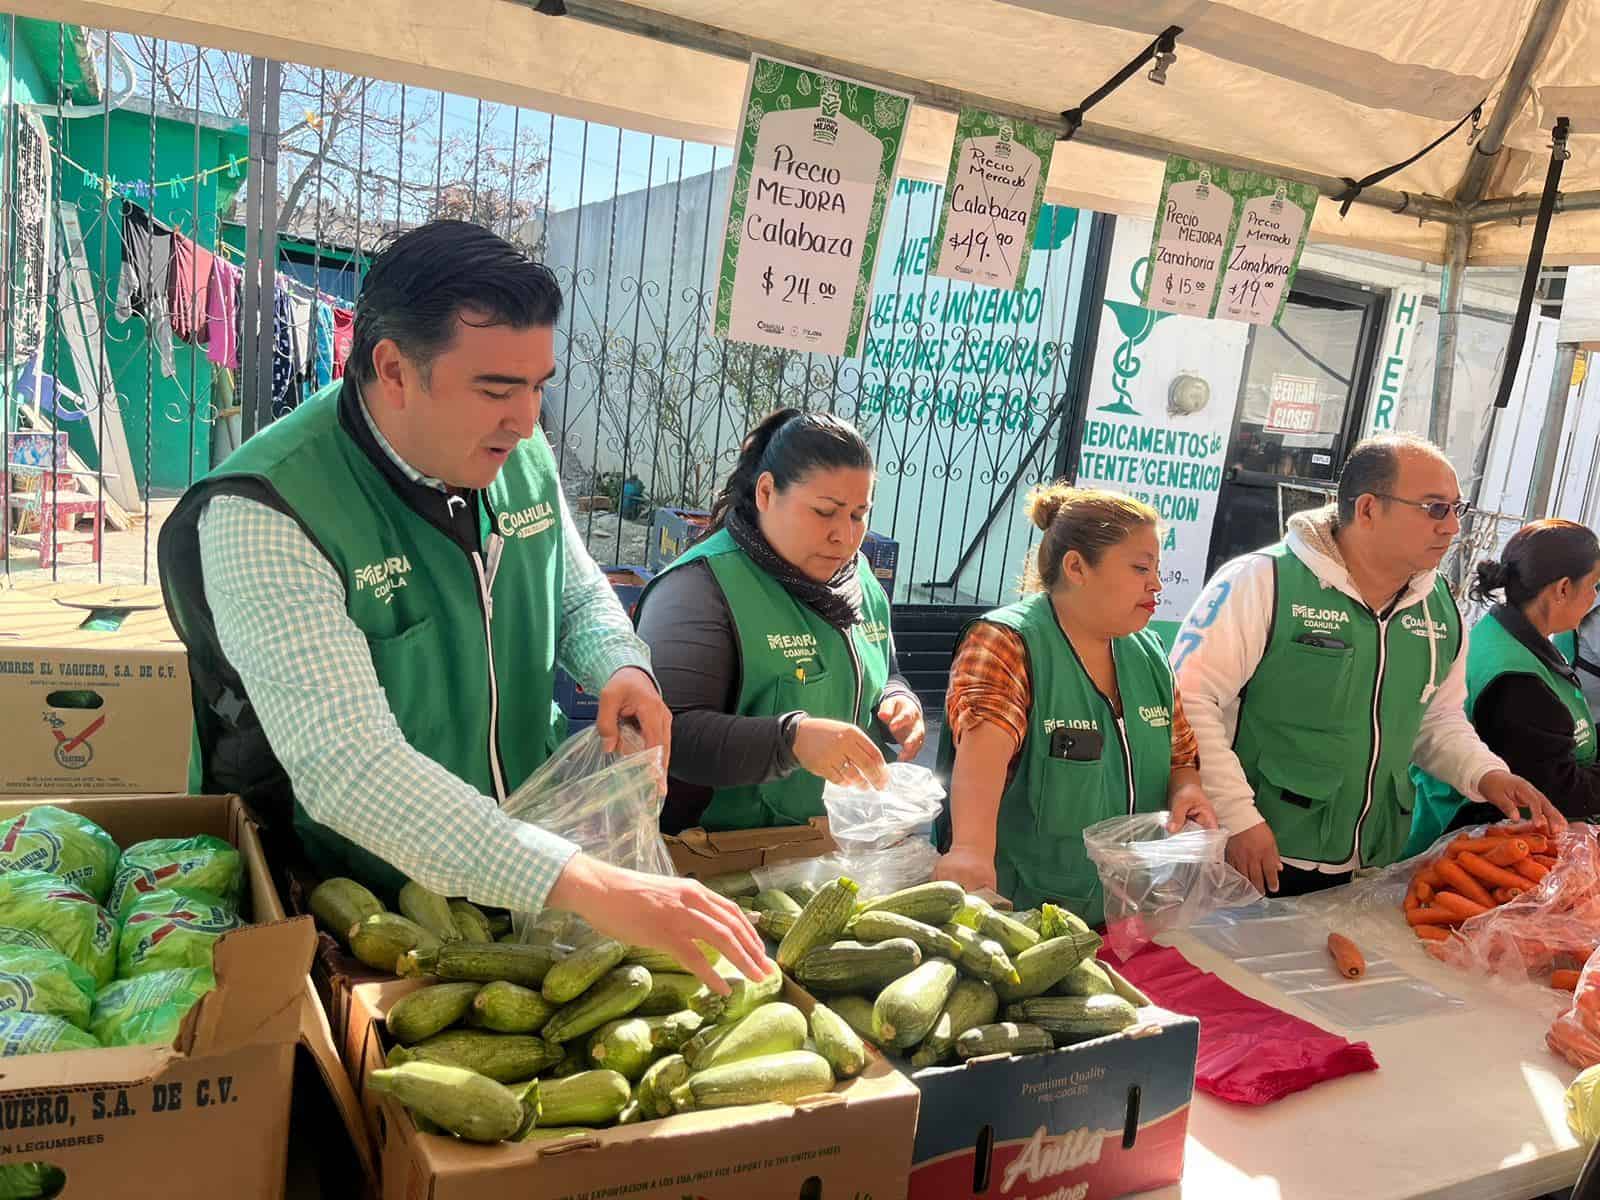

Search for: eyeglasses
xmin=1374 ymin=495 xmax=1470 ymax=521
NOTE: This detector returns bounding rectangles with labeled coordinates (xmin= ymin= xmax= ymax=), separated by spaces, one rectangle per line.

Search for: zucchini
xmin=469 ymin=980 xmax=558 ymax=1035
xmin=1012 ymin=994 xmax=1138 ymax=1043
xmin=787 ymin=881 xmax=820 ymax=906
xmin=486 ymin=912 xmax=514 ymax=939
xmin=543 ymin=938 xmax=629 ymax=1005
xmin=519 ymin=1125 xmax=595 ymax=1143
xmin=978 ymin=908 xmax=1042 ymax=957
xmin=719 ymin=966 xmax=783 ymax=1023
xmin=753 ymin=909 xmax=798 ymax=942
xmin=849 ymin=910 xmax=964 ymax=960
xmin=695 ymin=1002 xmax=808 ymax=1071
xmin=636 ymin=972 xmax=723 ymax=1020
xmin=872 ymin=958 xmax=958 ymax=1049
xmin=586 ymin=1018 xmax=660 ymax=1082
xmin=857 ymin=881 xmax=965 ymax=927
xmin=308 ymin=878 xmax=383 ymax=945
xmin=808 ymin=1002 xmax=867 ymax=1078
xmin=647 ymin=1009 xmax=706 ymax=1051
xmin=623 ymin=943 xmax=721 ymax=976
xmin=541 ymin=965 xmax=652 ymax=1044
xmin=1054 ymin=959 xmax=1116 ymax=998
xmin=825 ymin=995 xmax=879 ymax=1045
xmin=399 ymin=881 xmax=460 ymax=942
xmin=955 ymin=1022 xmax=1055 ymax=1060
xmin=993 ymin=931 xmax=1103 ymax=1002
xmin=402 ymin=1029 xmax=561 ymax=1083
xmin=680 ymin=1021 xmax=733 ymax=1071
xmin=702 ymin=870 xmax=760 ymax=899
xmin=1014 ymin=908 xmax=1043 ymax=933
xmin=670 ymin=1050 xmax=835 ymax=1112
xmin=549 ymin=1042 xmax=587 ymax=1078
xmin=952 ymin=894 xmax=990 ymax=930
xmin=752 ymin=889 xmax=804 ymax=918
xmin=537 ymin=1069 xmax=632 ymax=1127
xmin=616 ymin=1100 xmax=643 ymax=1125
xmin=448 ymin=899 xmax=495 ymax=944
xmin=368 ymin=1061 xmax=529 ymax=1143
xmin=912 ymin=977 xmax=999 ymax=1067
xmin=349 ymin=913 xmax=442 ymax=973
xmin=386 ymin=981 xmax=483 ymax=1045
xmin=794 ymin=938 xmax=922 ymax=993
xmin=637 ymin=1053 xmax=689 ymax=1118
xmin=1040 ymin=903 xmax=1094 ymax=940
xmin=402 ymin=941 xmax=562 ymax=988
xmin=776 ymin=877 xmax=860 ymax=971
xmin=940 ymin=923 xmax=1022 ymax=987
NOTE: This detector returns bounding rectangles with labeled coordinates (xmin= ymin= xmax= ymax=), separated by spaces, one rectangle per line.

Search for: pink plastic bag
xmin=1107 ymin=944 xmax=1378 ymax=1105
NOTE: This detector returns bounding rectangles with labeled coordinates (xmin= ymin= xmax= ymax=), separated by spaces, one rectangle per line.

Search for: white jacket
xmin=1172 ymin=506 xmax=1507 ymax=873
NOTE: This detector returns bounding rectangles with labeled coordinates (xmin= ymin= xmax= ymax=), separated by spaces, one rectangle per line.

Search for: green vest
xmin=937 ymin=593 xmax=1174 ymax=923
xmin=160 ymin=382 xmax=566 ymax=899
xmin=1407 ymin=610 xmax=1595 ymax=855
xmin=640 ymin=528 xmax=893 ymax=830
xmin=1233 ymin=545 xmax=1462 ymax=870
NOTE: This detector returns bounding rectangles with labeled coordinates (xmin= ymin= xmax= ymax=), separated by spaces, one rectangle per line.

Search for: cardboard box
xmin=553 ymin=566 xmax=656 ymax=731
xmin=861 ymin=530 xmax=900 ymax=596
xmin=346 ymin=976 xmax=920 ymax=1200
xmin=906 ymin=970 xmax=1199 ymax=1200
xmin=0 ymin=584 xmax=192 ymax=796
xmin=0 ymin=793 xmax=371 ymax=1198
xmin=666 ymin=818 xmax=837 ymax=880
xmin=647 ymin=506 xmax=710 ymax=571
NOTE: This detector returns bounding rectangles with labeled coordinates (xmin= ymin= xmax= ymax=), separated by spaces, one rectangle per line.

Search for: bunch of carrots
xmin=1405 ymin=822 xmax=1563 ymax=966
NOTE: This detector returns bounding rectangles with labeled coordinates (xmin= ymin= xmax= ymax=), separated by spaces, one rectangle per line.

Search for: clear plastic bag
xmin=1084 ymin=813 xmax=1263 ymax=959
xmin=1567 ymin=1062 xmax=1600 ymax=1140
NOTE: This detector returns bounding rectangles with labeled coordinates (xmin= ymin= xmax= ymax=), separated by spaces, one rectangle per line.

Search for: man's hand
xmin=1478 ymin=769 xmax=1567 ymax=833
xmin=1226 ymin=821 xmax=1281 ymax=894
xmin=933 ymin=843 xmax=997 ymax=893
xmin=1167 ymin=782 xmax=1219 ymax=832
xmin=596 ymin=666 xmax=671 ymax=763
xmin=545 ymin=854 xmax=772 ymax=995
xmin=877 ymin=693 xmax=926 ymax=762
xmin=792 ymin=718 xmax=891 ymax=790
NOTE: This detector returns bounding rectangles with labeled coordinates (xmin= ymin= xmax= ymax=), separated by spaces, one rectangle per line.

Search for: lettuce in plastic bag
xmin=109 ymin=837 xmax=242 ymax=918
xmin=0 ymin=1011 xmax=99 ymax=1056
xmin=1569 ymin=1062 xmax=1600 ymax=1142
xmin=0 ymin=871 xmax=116 ymax=988
xmin=0 ymin=806 xmax=120 ymax=905
xmin=0 ymin=1163 xmax=65 ymax=1199
xmin=91 ymin=967 xmax=216 ymax=1047
xmin=118 ymin=888 xmax=240 ymax=978
xmin=0 ymin=946 xmax=95 ymax=1031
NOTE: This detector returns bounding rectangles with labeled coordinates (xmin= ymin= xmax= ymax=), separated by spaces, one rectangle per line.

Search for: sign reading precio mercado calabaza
xmin=715 ymin=56 xmax=912 ymax=357
xmin=929 ymin=108 xmax=1054 ymax=291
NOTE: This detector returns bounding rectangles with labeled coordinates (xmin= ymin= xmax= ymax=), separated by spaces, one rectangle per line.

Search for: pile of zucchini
xmin=308 ymin=876 xmax=514 ymax=970
xmin=718 ymin=876 xmax=1142 ymax=1068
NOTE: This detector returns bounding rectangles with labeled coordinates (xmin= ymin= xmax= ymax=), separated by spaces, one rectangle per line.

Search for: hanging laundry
xmin=331 ymin=307 xmax=354 ymax=379
xmin=205 ymin=256 xmax=242 ymax=370
xmin=113 ymin=201 xmax=176 ymax=379
xmin=312 ymin=296 xmax=337 ymax=389
xmin=283 ymin=281 xmax=316 ymax=376
xmin=168 ymin=232 xmax=215 ymax=345
xmin=271 ymin=282 xmax=300 ymax=419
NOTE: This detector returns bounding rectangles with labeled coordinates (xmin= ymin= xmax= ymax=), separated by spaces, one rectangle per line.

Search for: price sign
xmin=930 ymin=108 xmax=1054 ymax=291
xmin=1141 ymin=157 xmax=1235 ymax=317
xmin=716 ymin=57 xmax=912 ymax=356
xmin=1214 ymin=178 xmax=1318 ymax=325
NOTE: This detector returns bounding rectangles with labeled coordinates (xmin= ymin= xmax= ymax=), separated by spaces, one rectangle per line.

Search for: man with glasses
xmin=1172 ymin=433 xmax=1563 ymax=896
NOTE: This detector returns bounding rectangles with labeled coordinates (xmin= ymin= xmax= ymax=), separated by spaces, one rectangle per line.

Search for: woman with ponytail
xmin=934 ymin=483 xmax=1215 ymax=922
xmin=634 ymin=408 xmax=923 ymax=834
xmin=1407 ymin=519 xmax=1600 ymax=853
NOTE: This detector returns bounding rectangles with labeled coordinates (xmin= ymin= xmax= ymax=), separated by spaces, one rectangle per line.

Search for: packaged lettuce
xmin=0 ymin=871 xmax=116 ymax=988
xmin=0 ymin=1011 xmax=99 ymax=1056
xmin=91 ymin=967 xmax=216 ymax=1047
xmin=0 ymin=1162 xmax=65 ymax=1199
xmin=118 ymin=888 xmax=240 ymax=978
xmin=0 ymin=946 xmax=95 ymax=1031
xmin=108 ymin=837 xmax=242 ymax=918
xmin=0 ymin=806 xmax=120 ymax=904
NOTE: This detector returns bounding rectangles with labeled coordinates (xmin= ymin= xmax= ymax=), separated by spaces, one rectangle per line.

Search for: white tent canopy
xmin=25 ymin=0 xmax=1600 ymax=267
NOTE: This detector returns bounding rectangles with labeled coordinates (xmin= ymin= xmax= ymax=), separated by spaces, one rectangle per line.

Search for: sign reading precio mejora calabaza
xmin=716 ymin=56 xmax=912 ymax=357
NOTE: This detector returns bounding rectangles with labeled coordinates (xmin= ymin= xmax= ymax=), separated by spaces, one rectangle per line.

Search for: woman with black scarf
xmin=634 ymin=408 xmax=925 ymax=835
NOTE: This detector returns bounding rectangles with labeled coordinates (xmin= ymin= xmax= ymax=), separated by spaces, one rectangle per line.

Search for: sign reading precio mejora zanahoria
xmin=716 ymin=56 xmax=912 ymax=356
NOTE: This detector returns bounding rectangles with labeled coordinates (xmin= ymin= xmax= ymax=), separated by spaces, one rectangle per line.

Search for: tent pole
xmin=1429 ymin=221 xmax=1471 ymax=449
xmin=1527 ymin=343 xmax=1578 ymax=517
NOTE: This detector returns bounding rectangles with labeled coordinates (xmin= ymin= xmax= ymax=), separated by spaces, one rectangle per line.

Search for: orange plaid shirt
xmin=945 ymin=622 xmax=1200 ymax=770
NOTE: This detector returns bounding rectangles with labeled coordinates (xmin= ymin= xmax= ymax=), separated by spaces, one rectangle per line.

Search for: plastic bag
xmin=751 ymin=842 xmax=941 ymax=901
xmin=92 ymin=967 xmax=216 ymax=1047
xmin=1084 ymin=813 xmax=1263 ymax=959
xmin=0 ymin=1011 xmax=99 ymax=1056
xmin=0 ymin=806 xmax=121 ymax=905
xmin=118 ymin=888 xmax=240 ymax=978
xmin=0 ymin=871 xmax=117 ymax=988
xmin=1568 ymin=1063 xmax=1600 ymax=1142
xmin=1549 ymin=941 xmax=1600 ymax=1067
xmin=109 ymin=836 xmax=242 ymax=918
xmin=0 ymin=946 xmax=96 ymax=1031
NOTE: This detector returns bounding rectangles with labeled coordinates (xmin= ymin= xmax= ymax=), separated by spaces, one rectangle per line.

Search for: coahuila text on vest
xmin=1138 ymin=705 xmax=1171 ymax=728
xmin=1400 ymin=613 xmax=1449 ymax=640
xmin=497 ymin=502 xmax=556 ymax=539
xmin=353 ymin=555 xmax=413 ymax=604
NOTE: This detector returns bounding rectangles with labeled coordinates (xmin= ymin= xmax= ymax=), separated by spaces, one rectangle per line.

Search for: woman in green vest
xmin=1408 ymin=519 xmax=1600 ymax=854
xmin=934 ymin=485 xmax=1216 ymax=921
xmin=635 ymin=409 xmax=922 ymax=834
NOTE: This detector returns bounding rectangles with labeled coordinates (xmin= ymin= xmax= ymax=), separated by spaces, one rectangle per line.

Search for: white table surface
xmin=1129 ymin=926 xmax=1590 ymax=1200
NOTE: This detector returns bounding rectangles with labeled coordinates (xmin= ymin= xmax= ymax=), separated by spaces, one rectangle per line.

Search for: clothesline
xmin=55 ymin=145 xmax=249 ymax=205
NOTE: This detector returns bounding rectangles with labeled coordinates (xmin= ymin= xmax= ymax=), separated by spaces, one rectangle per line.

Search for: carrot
xmin=1415 ymin=925 xmax=1451 ymax=942
xmin=1485 ymin=840 xmax=1530 ymax=867
xmin=1416 ymin=865 xmax=1447 ymax=889
xmin=1533 ymin=854 xmax=1559 ymax=868
xmin=1436 ymin=860 xmax=1495 ymax=907
xmin=1404 ymin=892 xmax=1422 ymax=913
xmin=1484 ymin=825 xmax=1514 ymax=837
xmin=1553 ymin=969 xmax=1582 ymax=991
xmin=1407 ymin=906 xmax=1462 ymax=927
xmin=1327 ymin=932 xmax=1365 ymax=979
xmin=1493 ymin=887 xmax=1517 ymax=904
xmin=1458 ymin=851 xmax=1532 ymax=893
xmin=1417 ymin=881 xmax=1435 ymax=903
xmin=1522 ymin=835 xmax=1550 ymax=854
xmin=1433 ymin=891 xmax=1492 ymax=920
xmin=1449 ymin=837 xmax=1502 ymax=857
xmin=1514 ymin=858 xmax=1550 ymax=884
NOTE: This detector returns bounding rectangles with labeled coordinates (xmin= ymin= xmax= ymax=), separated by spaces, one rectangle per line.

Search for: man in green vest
xmin=160 ymin=221 xmax=769 ymax=990
xmin=1172 ymin=433 xmax=1563 ymax=896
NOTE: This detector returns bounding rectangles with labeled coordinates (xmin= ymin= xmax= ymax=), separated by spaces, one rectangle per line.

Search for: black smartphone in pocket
xmin=1049 ymin=726 xmax=1104 ymax=762
xmin=1295 ymin=633 xmax=1349 ymax=650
